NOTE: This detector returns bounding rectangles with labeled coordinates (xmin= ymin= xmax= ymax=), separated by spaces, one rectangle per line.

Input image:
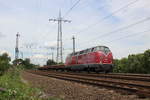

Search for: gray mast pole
xmin=72 ymin=36 xmax=75 ymax=55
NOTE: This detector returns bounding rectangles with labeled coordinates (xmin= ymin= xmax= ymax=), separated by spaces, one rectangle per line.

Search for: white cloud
xmin=30 ymin=54 xmax=49 ymax=65
xmin=44 ymin=41 xmax=57 ymax=48
xmin=31 ymin=54 xmax=47 ymax=59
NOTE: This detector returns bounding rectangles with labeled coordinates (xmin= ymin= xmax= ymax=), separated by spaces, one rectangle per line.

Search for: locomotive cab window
xmin=96 ymin=46 xmax=110 ymax=53
xmin=74 ymin=52 xmax=77 ymax=55
xmin=86 ymin=49 xmax=91 ymax=53
xmin=104 ymin=47 xmax=110 ymax=53
xmin=96 ymin=46 xmax=101 ymax=51
xmin=80 ymin=50 xmax=84 ymax=55
xmin=70 ymin=53 xmax=73 ymax=56
xmin=84 ymin=49 xmax=88 ymax=54
xmin=99 ymin=46 xmax=105 ymax=52
xmin=75 ymin=52 xmax=79 ymax=56
xmin=94 ymin=47 xmax=97 ymax=52
xmin=91 ymin=48 xmax=95 ymax=52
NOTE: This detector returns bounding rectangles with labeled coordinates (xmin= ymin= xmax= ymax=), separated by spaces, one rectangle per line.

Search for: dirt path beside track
xmin=21 ymin=71 xmax=149 ymax=100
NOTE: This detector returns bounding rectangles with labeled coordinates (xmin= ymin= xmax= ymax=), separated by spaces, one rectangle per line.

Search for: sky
xmin=0 ymin=0 xmax=150 ymax=65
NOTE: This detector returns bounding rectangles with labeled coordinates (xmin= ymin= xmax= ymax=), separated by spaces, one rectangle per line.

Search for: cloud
xmin=31 ymin=54 xmax=47 ymax=59
xmin=44 ymin=41 xmax=57 ymax=48
xmin=0 ymin=32 xmax=5 ymax=38
xmin=30 ymin=54 xmax=48 ymax=65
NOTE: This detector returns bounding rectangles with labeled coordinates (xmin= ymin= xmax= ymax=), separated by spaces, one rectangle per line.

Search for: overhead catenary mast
xmin=15 ymin=32 xmax=20 ymax=60
xmin=49 ymin=11 xmax=71 ymax=63
xmin=72 ymin=35 xmax=75 ymax=55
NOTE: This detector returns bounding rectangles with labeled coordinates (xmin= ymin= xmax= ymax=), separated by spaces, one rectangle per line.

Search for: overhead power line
xmin=77 ymin=0 xmax=140 ymax=33
xmin=97 ymin=17 xmax=150 ymax=38
xmin=63 ymin=0 xmax=81 ymax=18
xmin=78 ymin=29 xmax=150 ymax=49
xmin=105 ymin=29 xmax=150 ymax=44
xmin=62 ymin=0 xmax=140 ymax=44
xmin=79 ymin=17 xmax=150 ymax=46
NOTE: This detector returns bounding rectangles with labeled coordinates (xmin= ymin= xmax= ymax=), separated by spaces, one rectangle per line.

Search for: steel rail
xmin=41 ymin=70 xmax=150 ymax=82
xmin=37 ymin=71 xmax=150 ymax=89
xmin=108 ymin=73 xmax=150 ymax=77
xmin=28 ymin=70 xmax=150 ymax=98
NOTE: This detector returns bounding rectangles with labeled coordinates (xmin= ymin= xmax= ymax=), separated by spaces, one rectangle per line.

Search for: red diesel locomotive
xmin=39 ymin=46 xmax=113 ymax=73
xmin=65 ymin=46 xmax=113 ymax=73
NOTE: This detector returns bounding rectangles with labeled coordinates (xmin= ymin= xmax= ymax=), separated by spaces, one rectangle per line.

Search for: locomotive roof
xmin=69 ymin=45 xmax=109 ymax=56
xmin=81 ymin=45 xmax=109 ymax=51
xmin=86 ymin=45 xmax=109 ymax=50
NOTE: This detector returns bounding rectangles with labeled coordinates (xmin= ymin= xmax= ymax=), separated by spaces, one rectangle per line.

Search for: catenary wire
xmin=77 ymin=29 xmax=150 ymax=50
xmin=63 ymin=0 xmax=81 ymax=18
xmin=77 ymin=0 xmax=140 ymax=34
xmin=62 ymin=0 xmax=140 ymax=45
xmin=78 ymin=17 xmax=150 ymax=46
xmin=105 ymin=29 xmax=150 ymax=44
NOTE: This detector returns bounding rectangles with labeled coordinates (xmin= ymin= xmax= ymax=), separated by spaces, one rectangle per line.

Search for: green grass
xmin=0 ymin=68 xmax=60 ymax=100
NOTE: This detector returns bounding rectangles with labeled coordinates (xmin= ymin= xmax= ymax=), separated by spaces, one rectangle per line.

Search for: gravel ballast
xmin=21 ymin=71 xmax=149 ymax=100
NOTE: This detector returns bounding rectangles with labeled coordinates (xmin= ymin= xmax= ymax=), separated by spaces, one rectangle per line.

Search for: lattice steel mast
xmin=15 ymin=32 xmax=20 ymax=60
xmin=49 ymin=11 xmax=71 ymax=63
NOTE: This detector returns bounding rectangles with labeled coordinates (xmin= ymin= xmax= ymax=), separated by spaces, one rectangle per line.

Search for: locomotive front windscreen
xmin=104 ymin=47 xmax=110 ymax=54
xmin=96 ymin=46 xmax=110 ymax=54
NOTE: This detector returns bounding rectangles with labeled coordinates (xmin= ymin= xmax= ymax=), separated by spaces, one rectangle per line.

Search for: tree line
xmin=0 ymin=52 xmax=58 ymax=75
xmin=0 ymin=53 xmax=37 ymax=75
xmin=0 ymin=49 xmax=150 ymax=75
xmin=113 ymin=49 xmax=150 ymax=74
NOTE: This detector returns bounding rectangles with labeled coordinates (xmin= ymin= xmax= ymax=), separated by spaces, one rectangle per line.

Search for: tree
xmin=113 ymin=49 xmax=150 ymax=74
xmin=12 ymin=59 xmax=23 ymax=65
xmin=46 ymin=59 xmax=57 ymax=65
xmin=12 ymin=58 xmax=36 ymax=69
xmin=0 ymin=53 xmax=11 ymax=75
xmin=144 ymin=49 xmax=150 ymax=73
xmin=22 ymin=58 xmax=30 ymax=65
xmin=21 ymin=58 xmax=36 ymax=69
xmin=0 ymin=53 xmax=11 ymax=62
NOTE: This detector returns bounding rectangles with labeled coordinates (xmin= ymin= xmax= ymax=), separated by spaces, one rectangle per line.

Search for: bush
xmin=0 ymin=53 xmax=11 ymax=75
xmin=113 ymin=49 xmax=150 ymax=74
xmin=12 ymin=58 xmax=37 ymax=69
xmin=0 ymin=68 xmax=59 ymax=100
xmin=46 ymin=59 xmax=57 ymax=66
xmin=144 ymin=49 xmax=150 ymax=73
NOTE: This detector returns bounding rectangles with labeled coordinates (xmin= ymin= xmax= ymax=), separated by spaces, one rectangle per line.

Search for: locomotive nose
xmin=102 ymin=53 xmax=113 ymax=64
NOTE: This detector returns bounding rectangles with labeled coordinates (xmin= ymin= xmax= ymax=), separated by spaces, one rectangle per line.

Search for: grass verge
xmin=0 ymin=67 xmax=60 ymax=100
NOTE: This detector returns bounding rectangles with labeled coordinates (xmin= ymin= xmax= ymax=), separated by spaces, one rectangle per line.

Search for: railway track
xmin=27 ymin=70 xmax=150 ymax=98
xmin=109 ymin=73 xmax=150 ymax=78
xmin=40 ymin=70 xmax=150 ymax=82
